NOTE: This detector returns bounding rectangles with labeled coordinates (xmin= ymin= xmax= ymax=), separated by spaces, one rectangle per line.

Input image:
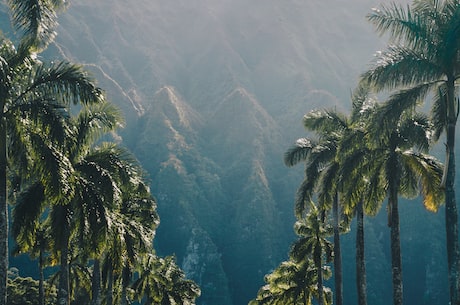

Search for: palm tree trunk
xmin=57 ymin=229 xmax=70 ymax=305
xmin=315 ymin=240 xmax=324 ymax=305
xmin=389 ymin=180 xmax=403 ymax=305
xmin=317 ymin=258 xmax=324 ymax=305
xmin=356 ymin=201 xmax=367 ymax=305
xmin=120 ymin=266 xmax=130 ymax=305
xmin=0 ymin=118 xmax=7 ymax=305
xmin=332 ymin=192 xmax=343 ymax=305
xmin=445 ymin=77 xmax=460 ymax=305
xmin=106 ymin=268 xmax=113 ymax=305
xmin=39 ymin=243 xmax=45 ymax=305
xmin=91 ymin=259 xmax=102 ymax=305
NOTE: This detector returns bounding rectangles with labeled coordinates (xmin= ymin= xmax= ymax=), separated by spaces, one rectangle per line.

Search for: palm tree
xmin=361 ymin=2 xmax=460 ymax=303
xmin=102 ymin=179 xmax=159 ymax=305
xmin=285 ymin=102 xmax=378 ymax=305
xmin=10 ymin=181 xmax=52 ymax=305
xmin=284 ymin=109 xmax=348 ymax=305
xmin=358 ymin=98 xmax=444 ymax=305
xmin=0 ymin=2 xmax=105 ymax=301
xmin=250 ymin=258 xmax=332 ymax=305
xmin=47 ymin=245 xmax=92 ymax=304
xmin=12 ymin=101 xmax=126 ymax=305
xmin=74 ymin=144 xmax=148 ymax=305
xmin=132 ymin=254 xmax=201 ymax=305
xmin=289 ymin=203 xmax=333 ymax=305
xmin=338 ymin=85 xmax=386 ymax=305
xmin=49 ymin=102 xmax=130 ymax=305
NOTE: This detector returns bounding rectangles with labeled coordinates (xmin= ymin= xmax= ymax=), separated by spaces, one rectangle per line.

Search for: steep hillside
xmin=1 ymin=0 xmax=450 ymax=304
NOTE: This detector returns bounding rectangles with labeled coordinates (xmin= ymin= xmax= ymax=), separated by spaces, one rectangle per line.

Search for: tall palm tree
xmin=290 ymin=203 xmax=333 ymax=305
xmin=47 ymin=244 xmax=92 ymax=304
xmin=102 ymin=180 xmax=159 ymax=305
xmin=12 ymin=101 xmax=125 ymax=305
xmin=249 ymin=257 xmax=332 ymax=305
xmin=49 ymin=103 xmax=130 ymax=305
xmin=284 ymin=109 xmax=348 ymax=305
xmin=361 ymin=2 xmax=460 ymax=303
xmin=359 ymin=98 xmax=444 ymax=305
xmin=0 ymin=2 xmax=105 ymax=302
xmin=74 ymin=143 xmax=149 ymax=305
xmin=285 ymin=102 xmax=377 ymax=305
xmin=10 ymin=181 xmax=52 ymax=305
xmin=338 ymin=85 xmax=386 ymax=305
xmin=132 ymin=254 xmax=201 ymax=305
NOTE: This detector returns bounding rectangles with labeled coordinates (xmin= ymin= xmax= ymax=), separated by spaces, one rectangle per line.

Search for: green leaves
xmin=132 ymin=254 xmax=201 ymax=305
xmin=250 ymin=203 xmax=333 ymax=305
xmin=7 ymin=0 xmax=65 ymax=51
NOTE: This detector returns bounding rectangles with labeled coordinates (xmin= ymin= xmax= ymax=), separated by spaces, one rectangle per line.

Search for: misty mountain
xmin=2 ymin=0 xmax=450 ymax=304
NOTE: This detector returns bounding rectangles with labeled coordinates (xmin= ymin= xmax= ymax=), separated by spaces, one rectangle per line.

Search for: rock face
xmin=1 ymin=0 xmax=449 ymax=304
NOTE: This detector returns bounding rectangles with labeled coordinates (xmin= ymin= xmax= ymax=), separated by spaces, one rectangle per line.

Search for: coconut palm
xmin=250 ymin=257 xmax=332 ymax=305
xmin=337 ymin=85 xmax=387 ymax=305
xmin=73 ymin=144 xmax=149 ymax=305
xmin=357 ymin=98 xmax=444 ymax=305
xmin=289 ymin=203 xmax=333 ymax=305
xmin=10 ymin=181 xmax=52 ymax=305
xmin=13 ymin=100 xmax=125 ymax=305
xmin=285 ymin=102 xmax=374 ymax=305
xmin=132 ymin=253 xmax=200 ymax=305
xmin=47 ymin=244 xmax=92 ymax=305
xmin=361 ymin=1 xmax=460 ymax=302
xmin=102 ymin=179 xmax=159 ymax=305
xmin=0 ymin=5 xmax=105 ymax=302
xmin=284 ymin=109 xmax=348 ymax=305
xmin=51 ymin=104 xmax=132 ymax=305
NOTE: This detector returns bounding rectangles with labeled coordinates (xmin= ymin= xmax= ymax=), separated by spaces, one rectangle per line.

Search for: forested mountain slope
xmin=2 ymin=0 xmax=450 ymax=304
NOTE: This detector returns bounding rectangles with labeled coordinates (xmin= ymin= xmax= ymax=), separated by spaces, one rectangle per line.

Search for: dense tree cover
xmin=0 ymin=1 xmax=200 ymax=305
xmin=7 ymin=268 xmax=57 ymax=305
xmin=251 ymin=1 xmax=460 ymax=305
xmin=361 ymin=0 xmax=460 ymax=304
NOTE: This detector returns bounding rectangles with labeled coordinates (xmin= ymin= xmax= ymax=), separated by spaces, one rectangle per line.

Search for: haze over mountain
xmin=2 ymin=0 xmax=449 ymax=304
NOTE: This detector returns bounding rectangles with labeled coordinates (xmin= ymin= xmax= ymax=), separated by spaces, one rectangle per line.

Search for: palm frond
xmin=303 ymin=109 xmax=348 ymax=135
xmin=84 ymin=143 xmax=141 ymax=187
xmin=28 ymin=132 xmax=74 ymax=199
xmin=317 ymin=162 xmax=339 ymax=210
xmin=9 ymin=97 xmax=69 ymax=145
xmin=431 ymin=84 xmax=448 ymax=141
xmin=294 ymin=179 xmax=315 ymax=219
xmin=350 ymin=83 xmax=374 ymax=122
xmin=363 ymin=161 xmax=386 ymax=216
xmin=369 ymin=83 xmax=432 ymax=142
xmin=361 ymin=45 xmax=442 ymax=91
xmin=15 ymin=61 xmax=105 ymax=106
xmin=401 ymin=150 xmax=444 ymax=211
xmin=398 ymin=112 xmax=431 ymax=151
xmin=440 ymin=1 xmax=460 ymax=61
xmin=338 ymin=149 xmax=369 ymax=214
xmin=8 ymin=0 xmax=58 ymax=50
xmin=11 ymin=181 xmax=46 ymax=251
xmin=71 ymin=102 xmax=124 ymax=152
xmin=284 ymin=138 xmax=316 ymax=167
xmin=399 ymin=153 xmax=420 ymax=199
xmin=367 ymin=2 xmax=433 ymax=49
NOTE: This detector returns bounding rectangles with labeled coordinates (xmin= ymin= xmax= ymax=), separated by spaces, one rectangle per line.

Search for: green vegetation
xmin=0 ymin=1 xmax=199 ymax=305
xmin=1 ymin=0 xmax=460 ymax=305
xmin=251 ymin=1 xmax=460 ymax=305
